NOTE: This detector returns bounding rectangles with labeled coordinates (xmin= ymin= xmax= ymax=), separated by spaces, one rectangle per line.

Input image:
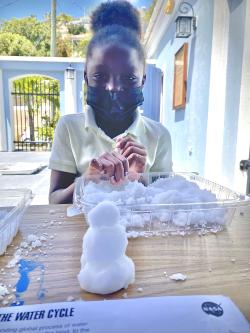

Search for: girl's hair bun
xmin=91 ymin=0 xmax=141 ymax=37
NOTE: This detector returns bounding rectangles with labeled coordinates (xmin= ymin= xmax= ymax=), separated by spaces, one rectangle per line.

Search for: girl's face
xmin=85 ymin=44 xmax=146 ymax=90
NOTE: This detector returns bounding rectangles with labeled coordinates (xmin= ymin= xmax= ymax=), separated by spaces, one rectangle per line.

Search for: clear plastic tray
xmin=74 ymin=172 xmax=250 ymax=236
xmin=0 ymin=189 xmax=32 ymax=255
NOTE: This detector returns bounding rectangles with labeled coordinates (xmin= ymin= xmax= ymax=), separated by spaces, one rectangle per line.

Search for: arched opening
xmin=11 ymin=75 xmax=60 ymax=151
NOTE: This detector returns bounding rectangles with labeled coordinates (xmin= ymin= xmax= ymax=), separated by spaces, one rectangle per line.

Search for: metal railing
xmin=11 ymin=76 xmax=60 ymax=151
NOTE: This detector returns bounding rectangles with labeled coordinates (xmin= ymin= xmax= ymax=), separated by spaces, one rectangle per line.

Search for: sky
xmin=0 ymin=0 xmax=153 ymax=21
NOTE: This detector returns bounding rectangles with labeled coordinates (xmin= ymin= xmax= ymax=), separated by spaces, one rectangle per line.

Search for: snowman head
xmin=88 ymin=201 xmax=120 ymax=228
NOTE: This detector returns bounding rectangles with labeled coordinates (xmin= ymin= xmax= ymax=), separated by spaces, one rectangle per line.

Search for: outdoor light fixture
xmin=66 ymin=64 xmax=75 ymax=79
xmin=175 ymin=1 xmax=197 ymax=38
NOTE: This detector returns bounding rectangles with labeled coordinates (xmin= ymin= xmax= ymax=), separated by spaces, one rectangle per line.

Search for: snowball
xmin=20 ymin=241 xmax=28 ymax=249
xmin=88 ymin=201 xmax=120 ymax=227
xmin=82 ymin=225 xmax=128 ymax=266
xmin=27 ymin=234 xmax=38 ymax=243
xmin=0 ymin=285 xmax=9 ymax=297
xmin=31 ymin=239 xmax=42 ymax=248
xmin=78 ymin=201 xmax=135 ymax=294
xmin=189 ymin=211 xmax=205 ymax=225
xmin=6 ymin=250 xmax=22 ymax=268
xmin=169 ymin=273 xmax=187 ymax=281
xmin=172 ymin=212 xmax=189 ymax=227
xmin=78 ymin=256 xmax=134 ymax=295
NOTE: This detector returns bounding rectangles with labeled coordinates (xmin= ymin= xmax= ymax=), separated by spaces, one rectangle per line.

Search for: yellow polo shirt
xmin=49 ymin=105 xmax=172 ymax=174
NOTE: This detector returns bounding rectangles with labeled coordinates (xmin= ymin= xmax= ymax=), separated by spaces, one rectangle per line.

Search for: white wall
xmin=0 ymin=69 xmax=7 ymax=151
xmin=205 ymin=0 xmax=250 ymax=193
xmin=151 ymin=0 xmax=214 ymax=175
xmin=64 ymin=71 xmax=77 ymax=115
xmin=233 ymin=0 xmax=250 ymax=193
xmin=204 ymin=0 xmax=230 ymax=184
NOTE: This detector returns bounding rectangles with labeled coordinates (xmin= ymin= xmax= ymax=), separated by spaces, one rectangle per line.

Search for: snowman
xmin=78 ymin=201 xmax=135 ymax=294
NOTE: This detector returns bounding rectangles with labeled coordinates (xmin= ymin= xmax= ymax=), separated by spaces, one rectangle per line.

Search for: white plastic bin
xmin=0 ymin=189 xmax=32 ymax=255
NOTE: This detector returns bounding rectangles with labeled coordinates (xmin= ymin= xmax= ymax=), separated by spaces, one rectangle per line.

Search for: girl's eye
xmin=93 ymin=73 xmax=106 ymax=81
xmin=129 ymin=75 xmax=137 ymax=81
xmin=123 ymin=75 xmax=138 ymax=83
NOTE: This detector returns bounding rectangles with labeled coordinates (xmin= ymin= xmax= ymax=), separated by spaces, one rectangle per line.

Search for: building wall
xmin=154 ymin=0 xmax=214 ymax=174
xmin=0 ymin=57 xmax=85 ymax=151
xmin=221 ymin=0 xmax=246 ymax=186
xmin=150 ymin=0 xmax=249 ymax=193
xmin=204 ymin=0 xmax=249 ymax=193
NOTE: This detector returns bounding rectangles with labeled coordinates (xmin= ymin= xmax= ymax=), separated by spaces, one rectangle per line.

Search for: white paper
xmin=0 ymin=295 xmax=249 ymax=333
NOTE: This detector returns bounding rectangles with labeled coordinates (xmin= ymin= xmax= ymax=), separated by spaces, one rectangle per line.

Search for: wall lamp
xmin=175 ymin=1 xmax=197 ymax=38
xmin=66 ymin=64 xmax=76 ymax=79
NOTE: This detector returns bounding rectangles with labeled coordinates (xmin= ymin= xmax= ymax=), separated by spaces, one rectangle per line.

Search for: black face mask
xmin=86 ymin=85 xmax=144 ymax=124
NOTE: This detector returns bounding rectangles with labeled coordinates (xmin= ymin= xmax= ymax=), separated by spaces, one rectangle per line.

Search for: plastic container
xmin=0 ymin=189 xmax=32 ymax=255
xmin=73 ymin=172 xmax=250 ymax=236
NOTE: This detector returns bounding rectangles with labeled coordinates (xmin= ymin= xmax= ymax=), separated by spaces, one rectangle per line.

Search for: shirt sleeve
xmin=48 ymin=116 xmax=77 ymax=174
xmin=150 ymin=126 xmax=173 ymax=172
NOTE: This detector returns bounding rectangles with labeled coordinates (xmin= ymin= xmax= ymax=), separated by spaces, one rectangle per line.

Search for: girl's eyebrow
xmin=92 ymin=64 xmax=138 ymax=72
xmin=91 ymin=64 xmax=106 ymax=71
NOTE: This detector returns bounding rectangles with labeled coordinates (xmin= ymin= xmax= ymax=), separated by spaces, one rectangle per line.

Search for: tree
xmin=68 ymin=23 xmax=86 ymax=35
xmin=0 ymin=15 xmax=74 ymax=57
xmin=75 ymin=38 xmax=91 ymax=57
xmin=57 ymin=13 xmax=74 ymax=24
xmin=0 ymin=32 xmax=37 ymax=56
xmin=57 ymin=38 xmax=72 ymax=57
xmin=13 ymin=76 xmax=60 ymax=143
xmin=0 ymin=16 xmax=51 ymax=56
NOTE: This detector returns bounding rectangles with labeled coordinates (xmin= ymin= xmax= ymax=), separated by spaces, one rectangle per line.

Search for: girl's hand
xmin=115 ymin=136 xmax=147 ymax=173
xmin=86 ymin=151 xmax=129 ymax=183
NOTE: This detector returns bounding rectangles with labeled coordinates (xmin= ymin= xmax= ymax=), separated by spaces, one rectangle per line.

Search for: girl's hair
xmin=86 ymin=0 xmax=145 ymax=68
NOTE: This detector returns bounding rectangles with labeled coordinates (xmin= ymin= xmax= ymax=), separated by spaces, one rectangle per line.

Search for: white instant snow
xmin=6 ymin=249 xmax=22 ymax=268
xmin=6 ymin=234 xmax=47 ymax=268
xmin=0 ymin=285 xmax=9 ymax=297
xmin=78 ymin=201 xmax=135 ymax=295
xmin=83 ymin=175 xmax=226 ymax=231
xmin=169 ymin=273 xmax=187 ymax=281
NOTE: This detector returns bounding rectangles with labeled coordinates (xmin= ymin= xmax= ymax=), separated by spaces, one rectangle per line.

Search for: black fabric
xmin=86 ymin=85 xmax=144 ymax=138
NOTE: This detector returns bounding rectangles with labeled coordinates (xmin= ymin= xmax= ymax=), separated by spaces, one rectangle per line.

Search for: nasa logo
xmin=201 ymin=302 xmax=224 ymax=317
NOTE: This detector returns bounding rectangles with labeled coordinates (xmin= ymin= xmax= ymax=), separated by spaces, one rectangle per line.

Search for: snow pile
xmin=6 ymin=234 xmax=47 ymax=268
xmin=169 ymin=273 xmax=187 ymax=281
xmin=0 ymin=285 xmax=9 ymax=298
xmin=83 ymin=176 xmax=227 ymax=231
xmin=78 ymin=201 xmax=135 ymax=295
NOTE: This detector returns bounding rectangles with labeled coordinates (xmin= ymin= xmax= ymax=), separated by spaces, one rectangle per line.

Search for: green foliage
xmin=68 ymin=23 xmax=86 ymax=35
xmin=75 ymin=38 xmax=91 ymax=57
xmin=143 ymin=0 xmax=157 ymax=23
xmin=37 ymin=109 xmax=60 ymax=141
xmin=0 ymin=15 xmax=73 ymax=57
xmin=57 ymin=13 xmax=74 ymax=24
xmin=0 ymin=13 xmax=91 ymax=57
xmin=0 ymin=16 xmax=51 ymax=56
xmin=13 ymin=76 xmax=60 ymax=141
xmin=57 ymin=38 xmax=72 ymax=57
xmin=0 ymin=32 xmax=37 ymax=56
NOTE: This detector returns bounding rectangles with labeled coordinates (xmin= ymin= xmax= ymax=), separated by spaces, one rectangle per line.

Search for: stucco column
xmin=64 ymin=68 xmax=77 ymax=115
xmin=204 ymin=0 xmax=230 ymax=183
xmin=233 ymin=0 xmax=250 ymax=193
xmin=0 ymin=69 xmax=7 ymax=151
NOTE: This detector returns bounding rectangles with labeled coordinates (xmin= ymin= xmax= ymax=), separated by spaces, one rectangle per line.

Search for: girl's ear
xmin=142 ymin=74 xmax=146 ymax=87
xmin=84 ymin=70 xmax=88 ymax=85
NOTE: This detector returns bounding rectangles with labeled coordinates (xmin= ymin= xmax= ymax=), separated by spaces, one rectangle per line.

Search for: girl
xmin=49 ymin=0 xmax=172 ymax=204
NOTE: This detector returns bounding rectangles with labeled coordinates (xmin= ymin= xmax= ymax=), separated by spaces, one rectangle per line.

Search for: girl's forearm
xmin=49 ymin=182 xmax=75 ymax=204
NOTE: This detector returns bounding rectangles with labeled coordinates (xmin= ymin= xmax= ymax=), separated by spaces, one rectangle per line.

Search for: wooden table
xmin=0 ymin=204 xmax=250 ymax=321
